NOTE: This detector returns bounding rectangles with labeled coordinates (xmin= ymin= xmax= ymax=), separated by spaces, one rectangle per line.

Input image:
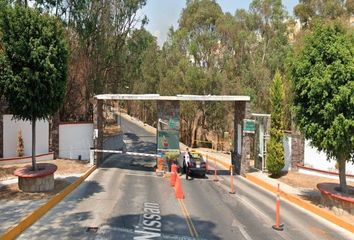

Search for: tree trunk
xmin=32 ymin=119 xmax=37 ymax=171
xmin=338 ymin=156 xmax=347 ymax=193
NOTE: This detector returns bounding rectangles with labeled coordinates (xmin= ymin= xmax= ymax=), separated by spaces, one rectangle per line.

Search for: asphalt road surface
xmin=17 ymin=116 xmax=354 ymax=240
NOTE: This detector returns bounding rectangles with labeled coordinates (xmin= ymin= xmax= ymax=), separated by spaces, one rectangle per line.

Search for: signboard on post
xmin=157 ymin=101 xmax=180 ymax=172
xmin=243 ymin=119 xmax=255 ymax=134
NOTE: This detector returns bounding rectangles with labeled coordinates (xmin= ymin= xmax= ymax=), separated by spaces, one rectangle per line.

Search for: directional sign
xmin=243 ymin=119 xmax=255 ymax=134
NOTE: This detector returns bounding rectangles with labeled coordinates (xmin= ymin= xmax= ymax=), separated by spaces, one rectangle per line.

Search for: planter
xmin=317 ymin=183 xmax=354 ymax=215
xmin=14 ymin=163 xmax=57 ymax=192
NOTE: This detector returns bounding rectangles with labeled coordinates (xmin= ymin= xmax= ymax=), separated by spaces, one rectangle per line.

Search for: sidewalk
xmin=245 ymin=171 xmax=313 ymax=196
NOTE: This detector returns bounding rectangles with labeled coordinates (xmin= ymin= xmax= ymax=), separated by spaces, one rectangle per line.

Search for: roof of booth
xmin=95 ymin=94 xmax=250 ymax=101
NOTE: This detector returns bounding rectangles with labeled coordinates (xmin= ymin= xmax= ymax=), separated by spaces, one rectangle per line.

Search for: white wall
xmin=304 ymin=140 xmax=354 ymax=175
xmin=3 ymin=115 xmax=49 ymax=158
xmin=59 ymin=123 xmax=93 ymax=160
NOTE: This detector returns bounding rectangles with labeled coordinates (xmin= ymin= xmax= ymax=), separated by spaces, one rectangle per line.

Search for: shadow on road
xmin=102 ymin=132 xmax=157 ymax=172
xmin=96 ymin=213 xmax=220 ymax=240
xmin=17 ymin=180 xmax=104 ymax=240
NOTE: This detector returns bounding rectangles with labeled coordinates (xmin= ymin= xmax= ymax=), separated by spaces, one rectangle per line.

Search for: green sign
xmin=243 ymin=119 xmax=255 ymax=133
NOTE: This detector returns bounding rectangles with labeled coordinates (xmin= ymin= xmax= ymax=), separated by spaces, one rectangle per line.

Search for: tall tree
xmin=266 ymin=71 xmax=285 ymax=176
xmin=294 ymin=0 xmax=353 ymax=28
xmin=290 ymin=21 xmax=354 ymax=193
xmin=0 ymin=4 xmax=68 ymax=170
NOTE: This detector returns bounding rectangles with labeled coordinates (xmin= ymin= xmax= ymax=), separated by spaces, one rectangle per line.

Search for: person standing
xmin=184 ymin=148 xmax=191 ymax=180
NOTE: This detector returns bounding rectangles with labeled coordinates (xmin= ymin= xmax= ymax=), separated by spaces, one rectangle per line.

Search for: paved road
xmin=17 ymin=116 xmax=354 ymax=239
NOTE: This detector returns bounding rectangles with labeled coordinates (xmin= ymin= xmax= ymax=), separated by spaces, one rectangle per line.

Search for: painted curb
xmin=245 ymin=174 xmax=354 ymax=234
xmin=0 ymin=165 xmax=97 ymax=240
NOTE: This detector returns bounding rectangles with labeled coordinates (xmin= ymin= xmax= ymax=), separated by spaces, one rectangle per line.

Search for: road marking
xmin=178 ymin=199 xmax=199 ymax=238
xmin=97 ymin=225 xmax=199 ymax=240
xmin=231 ymin=218 xmax=253 ymax=240
xmin=134 ymin=202 xmax=162 ymax=239
xmin=178 ymin=200 xmax=194 ymax=237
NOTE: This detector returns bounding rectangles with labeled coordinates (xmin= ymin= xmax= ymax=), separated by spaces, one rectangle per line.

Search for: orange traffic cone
xmin=272 ymin=184 xmax=284 ymax=231
xmin=175 ymin=175 xmax=185 ymax=199
xmin=171 ymin=164 xmax=178 ymax=173
xmin=170 ymin=171 xmax=177 ymax=187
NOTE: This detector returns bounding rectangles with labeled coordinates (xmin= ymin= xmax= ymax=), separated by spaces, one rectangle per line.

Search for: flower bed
xmin=317 ymin=182 xmax=354 ymax=215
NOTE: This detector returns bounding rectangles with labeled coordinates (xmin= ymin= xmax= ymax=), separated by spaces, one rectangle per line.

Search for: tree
xmin=266 ymin=71 xmax=285 ymax=176
xmin=17 ymin=129 xmax=24 ymax=157
xmin=290 ymin=21 xmax=354 ymax=193
xmin=0 ymin=4 xmax=68 ymax=171
xmin=294 ymin=0 xmax=353 ymax=28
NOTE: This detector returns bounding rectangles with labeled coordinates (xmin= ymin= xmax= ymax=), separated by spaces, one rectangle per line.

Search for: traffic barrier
xmin=213 ymin=158 xmax=219 ymax=182
xmin=175 ymin=175 xmax=185 ymax=199
xmin=272 ymin=184 xmax=284 ymax=231
xmin=170 ymin=171 xmax=177 ymax=187
xmin=93 ymin=149 xmax=160 ymax=158
xmin=229 ymin=165 xmax=235 ymax=194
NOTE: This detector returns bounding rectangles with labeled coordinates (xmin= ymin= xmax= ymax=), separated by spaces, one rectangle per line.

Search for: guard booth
xmin=92 ymin=94 xmax=253 ymax=176
xmin=251 ymin=113 xmax=271 ymax=171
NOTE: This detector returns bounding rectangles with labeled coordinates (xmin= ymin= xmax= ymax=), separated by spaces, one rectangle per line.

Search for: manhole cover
xmin=86 ymin=227 xmax=99 ymax=233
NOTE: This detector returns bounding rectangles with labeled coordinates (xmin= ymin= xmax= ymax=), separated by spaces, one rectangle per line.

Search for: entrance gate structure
xmin=92 ymin=94 xmax=252 ymax=176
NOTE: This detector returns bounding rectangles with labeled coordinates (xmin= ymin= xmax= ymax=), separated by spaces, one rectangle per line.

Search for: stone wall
xmin=233 ymin=101 xmax=252 ymax=176
xmin=18 ymin=174 xmax=55 ymax=192
xmin=291 ymin=133 xmax=304 ymax=169
xmin=290 ymin=123 xmax=304 ymax=170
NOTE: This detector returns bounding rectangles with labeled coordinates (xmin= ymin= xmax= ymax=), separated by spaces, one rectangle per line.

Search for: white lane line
xmin=231 ymin=218 xmax=253 ymax=240
xmin=216 ymin=177 xmax=295 ymax=240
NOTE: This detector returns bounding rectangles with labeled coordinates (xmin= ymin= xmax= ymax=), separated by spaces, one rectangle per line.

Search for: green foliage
xmin=17 ymin=129 xmax=24 ymax=157
xmin=0 ymin=4 xmax=68 ymax=171
xmin=0 ymin=5 xmax=68 ymax=122
xmin=266 ymin=71 xmax=285 ymax=176
xmin=165 ymin=151 xmax=179 ymax=161
xmin=290 ymin=21 xmax=354 ymax=191
xmin=266 ymin=139 xmax=284 ymax=176
xmin=290 ymin=21 xmax=354 ymax=161
xmin=294 ymin=0 xmax=353 ymax=28
xmin=269 ymin=71 xmax=285 ymax=141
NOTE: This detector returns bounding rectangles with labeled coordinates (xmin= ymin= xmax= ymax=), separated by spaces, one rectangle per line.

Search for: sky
xmin=138 ymin=0 xmax=299 ymax=46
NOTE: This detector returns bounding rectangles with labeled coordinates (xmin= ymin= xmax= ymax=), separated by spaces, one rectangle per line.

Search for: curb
xmin=245 ymin=174 xmax=354 ymax=234
xmin=0 ymin=165 xmax=97 ymax=240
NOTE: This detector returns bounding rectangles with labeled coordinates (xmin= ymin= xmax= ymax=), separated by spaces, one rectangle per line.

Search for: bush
xmin=17 ymin=129 xmax=24 ymax=157
xmin=266 ymin=139 xmax=285 ymax=177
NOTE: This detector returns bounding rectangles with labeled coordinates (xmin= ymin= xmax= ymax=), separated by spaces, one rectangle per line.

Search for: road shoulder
xmin=0 ymin=165 xmax=96 ymax=240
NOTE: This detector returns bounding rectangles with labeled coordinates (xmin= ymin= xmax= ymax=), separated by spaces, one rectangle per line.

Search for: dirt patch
xmin=278 ymin=171 xmax=354 ymax=223
xmin=278 ymin=171 xmax=347 ymax=189
xmin=0 ymin=159 xmax=91 ymax=181
xmin=0 ymin=179 xmax=71 ymax=201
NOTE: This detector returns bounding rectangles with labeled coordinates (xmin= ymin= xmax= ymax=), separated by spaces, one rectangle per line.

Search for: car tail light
xmin=200 ymin=162 xmax=206 ymax=168
xmin=188 ymin=162 xmax=195 ymax=167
